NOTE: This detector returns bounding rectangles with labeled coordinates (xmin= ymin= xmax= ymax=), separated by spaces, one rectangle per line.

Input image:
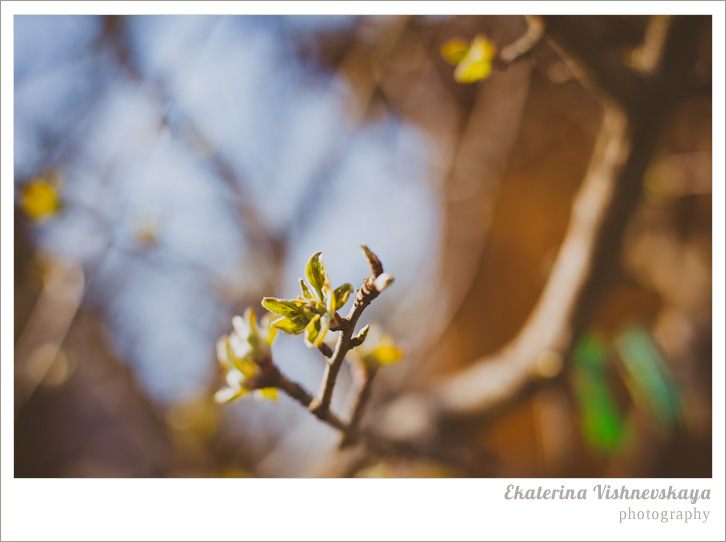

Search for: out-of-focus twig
xmin=496 ymin=15 xmax=545 ymax=67
xmin=340 ymin=365 xmax=379 ymax=448
xmin=541 ymin=15 xmax=649 ymax=110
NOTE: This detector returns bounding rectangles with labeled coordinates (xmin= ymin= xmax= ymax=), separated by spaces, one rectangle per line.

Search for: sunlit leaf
xmin=264 ymin=319 xmax=278 ymax=345
xmin=333 ymin=282 xmax=353 ymax=310
xmin=299 ymin=278 xmax=314 ymax=300
xmin=262 ymin=297 xmax=305 ymax=318
xmin=271 ymin=316 xmax=307 ymax=335
xmin=453 ymin=35 xmax=497 ymax=84
xmin=305 ymin=252 xmax=329 ymax=299
xmin=243 ymin=307 xmax=258 ymax=334
xmin=455 ymin=57 xmax=493 ymax=84
xmin=326 ymin=285 xmax=336 ymax=313
xmin=20 ymin=177 xmax=61 ymax=221
xmin=352 ymin=326 xmax=404 ymax=369
xmin=232 ymin=357 xmax=258 ymax=379
xmin=306 ymin=313 xmax=331 ymax=348
xmin=304 ymin=314 xmax=322 ymax=347
xmin=214 ymin=386 xmax=247 ymax=403
xmin=440 ymin=38 xmax=470 ymax=65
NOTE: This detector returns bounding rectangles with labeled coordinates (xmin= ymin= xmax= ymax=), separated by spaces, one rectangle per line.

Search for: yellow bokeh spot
xmin=20 ymin=177 xmax=61 ymax=221
xmin=256 ymin=387 xmax=278 ymax=400
xmin=440 ymin=38 xmax=470 ymax=65
xmin=371 ymin=344 xmax=404 ymax=365
xmin=441 ymin=33 xmax=497 ymax=84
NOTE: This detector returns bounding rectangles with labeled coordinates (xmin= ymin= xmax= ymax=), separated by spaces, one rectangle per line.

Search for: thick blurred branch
xmin=376 ymin=15 xmax=707 ymax=444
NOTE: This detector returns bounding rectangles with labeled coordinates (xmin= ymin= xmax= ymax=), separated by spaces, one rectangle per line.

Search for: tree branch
xmin=375 ymin=14 xmax=707 ymax=443
xmin=340 ymin=365 xmax=379 ymax=448
xmin=541 ymin=16 xmax=649 ymax=110
xmin=275 ymin=371 xmax=350 ymax=434
xmin=496 ymin=15 xmax=545 ymax=67
xmin=308 ymin=247 xmax=393 ymax=416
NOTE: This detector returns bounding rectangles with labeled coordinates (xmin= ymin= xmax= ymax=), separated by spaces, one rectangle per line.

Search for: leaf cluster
xmin=262 ymin=253 xmax=353 ymax=348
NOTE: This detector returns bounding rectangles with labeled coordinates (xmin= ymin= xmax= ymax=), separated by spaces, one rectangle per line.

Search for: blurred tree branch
xmin=496 ymin=15 xmax=545 ymax=67
xmin=373 ymin=15 xmax=708 ymax=448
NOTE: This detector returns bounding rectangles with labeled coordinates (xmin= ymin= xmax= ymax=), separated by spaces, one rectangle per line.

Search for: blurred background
xmin=14 ymin=15 xmax=712 ymax=477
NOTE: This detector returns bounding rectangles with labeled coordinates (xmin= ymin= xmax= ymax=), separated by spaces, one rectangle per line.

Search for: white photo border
xmin=2 ymin=2 xmax=723 ymax=541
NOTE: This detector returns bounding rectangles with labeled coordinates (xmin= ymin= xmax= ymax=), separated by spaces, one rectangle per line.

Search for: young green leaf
xmin=304 ymin=314 xmax=322 ymax=347
xmin=305 ymin=252 xmax=329 ymax=299
xmin=262 ymin=297 xmax=305 ymax=318
xmin=272 ymin=316 xmax=307 ymax=334
xmin=454 ymin=35 xmax=497 ymax=84
xmin=333 ymin=283 xmax=354 ymax=310
xmin=299 ymin=278 xmax=314 ymax=300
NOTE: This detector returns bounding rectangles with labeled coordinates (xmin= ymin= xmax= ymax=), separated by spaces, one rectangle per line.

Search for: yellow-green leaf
xmin=243 ymin=307 xmax=258 ymax=334
xmin=453 ymin=35 xmax=497 ymax=84
xmin=304 ymin=314 xmax=322 ymax=347
xmin=333 ymin=283 xmax=353 ymax=310
xmin=440 ymin=38 xmax=470 ymax=65
xmin=233 ymin=358 xmax=258 ymax=378
xmin=304 ymin=313 xmax=331 ymax=348
xmin=215 ymin=386 xmax=247 ymax=403
xmin=299 ymin=278 xmax=314 ymax=300
xmin=455 ymin=56 xmax=492 ymax=83
xmin=305 ymin=252 xmax=329 ymax=300
xmin=262 ymin=297 xmax=305 ymax=318
xmin=272 ymin=316 xmax=307 ymax=335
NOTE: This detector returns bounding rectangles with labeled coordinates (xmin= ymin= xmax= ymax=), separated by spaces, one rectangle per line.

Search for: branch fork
xmin=308 ymin=245 xmax=394 ymax=417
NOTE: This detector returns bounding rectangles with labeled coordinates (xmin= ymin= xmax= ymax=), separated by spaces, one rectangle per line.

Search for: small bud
xmin=318 ymin=342 xmax=333 ymax=358
xmin=361 ymin=245 xmax=384 ymax=276
xmin=372 ymin=273 xmax=394 ymax=293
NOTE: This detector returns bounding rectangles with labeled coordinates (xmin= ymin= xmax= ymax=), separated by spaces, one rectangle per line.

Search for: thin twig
xmin=308 ymin=247 xmax=393 ymax=415
xmin=340 ymin=365 xmax=379 ymax=448
xmin=496 ymin=15 xmax=545 ymax=67
xmin=275 ymin=372 xmax=350 ymax=434
xmin=541 ymin=15 xmax=648 ymax=110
